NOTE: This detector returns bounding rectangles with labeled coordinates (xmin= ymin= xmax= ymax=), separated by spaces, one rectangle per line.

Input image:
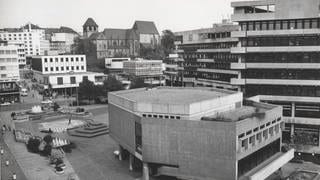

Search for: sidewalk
xmin=4 ymin=132 xmax=80 ymax=180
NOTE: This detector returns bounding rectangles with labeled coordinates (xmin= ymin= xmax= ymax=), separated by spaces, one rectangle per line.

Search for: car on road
xmin=0 ymin=102 xmax=11 ymax=106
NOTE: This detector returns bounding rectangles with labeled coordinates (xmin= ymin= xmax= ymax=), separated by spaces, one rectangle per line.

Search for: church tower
xmin=83 ymin=18 xmax=98 ymax=38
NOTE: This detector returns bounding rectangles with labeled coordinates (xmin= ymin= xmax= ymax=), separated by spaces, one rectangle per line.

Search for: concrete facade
xmin=108 ymin=87 xmax=293 ymax=180
xmin=231 ymin=0 xmax=320 ymax=153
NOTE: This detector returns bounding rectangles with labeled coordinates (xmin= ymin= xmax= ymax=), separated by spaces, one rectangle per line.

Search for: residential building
xmin=0 ymin=23 xmax=50 ymax=56
xmin=0 ymin=43 xmax=20 ymax=103
xmin=123 ymin=59 xmax=165 ymax=85
xmin=174 ymin=21 xmax=240 ymax=90
xmin=108 ymin=87 xmax=293 ymax=180
xmin=31 ymin=54 xmax=105 ymax=95
xmin=45 ymin=26 xmax=79 ymax=54
xmin=230 ymin=0 xmax=320 ymax=152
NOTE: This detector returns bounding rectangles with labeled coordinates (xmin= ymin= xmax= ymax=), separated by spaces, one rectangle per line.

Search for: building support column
xmin=291 ymin=102 xmax=295 ymax=118
xmin=318 ymin=128 xmax=320 ymax=147
xmin=118 ymin=145 xmax=123 ymax=161
xmin=142 ymin=162 xmax=149 ymax=180
xmin=129 ymin=153 xmax=134 ymax=171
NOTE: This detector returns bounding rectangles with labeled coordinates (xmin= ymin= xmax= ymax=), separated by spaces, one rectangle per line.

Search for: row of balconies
xmin=231 ymin=29 xmax=320 ymax=38
xmin=197 ymin=68 xmax=239 ymax=75
xmin=231 ymin=78 xmax=320 ymax=86
xmin=231 ymin=63 xmax=320 ymax=70
xmin=231 ymin=46 xmax=320 ymax=54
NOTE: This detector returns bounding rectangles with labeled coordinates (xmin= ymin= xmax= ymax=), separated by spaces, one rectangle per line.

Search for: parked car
xmin=0 ymin=102 xmax=11 ymax=106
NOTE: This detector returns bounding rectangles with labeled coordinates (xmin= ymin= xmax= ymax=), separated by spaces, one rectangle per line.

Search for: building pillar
xmin=142 ymin=162 xmax=149 ymax=180
xmin=119 ymin=145 xmax=123 ymax=161
xmin=291 ymin=102 xmax=295 ymax=118
xmin=318 ymin=128 xmax=320 ymax=147
xmin=129 ymin=153 xmax=134 ymax=171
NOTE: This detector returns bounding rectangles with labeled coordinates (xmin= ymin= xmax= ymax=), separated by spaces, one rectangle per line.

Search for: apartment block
xmin=230 ymin=0 xmax=320 ymax=152
xmin=0 ymin=43 xmax=20 ymax=103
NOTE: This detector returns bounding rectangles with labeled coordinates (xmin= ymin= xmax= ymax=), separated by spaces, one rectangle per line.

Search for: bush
xmin=27 ymin=138 xmax=41 ymax=153
xmin=43 ymin=135 xmax=53 ymax=144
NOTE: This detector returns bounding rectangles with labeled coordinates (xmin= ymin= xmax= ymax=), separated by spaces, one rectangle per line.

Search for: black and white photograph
xmin=1 ymin=0 xmax=320 ymax=179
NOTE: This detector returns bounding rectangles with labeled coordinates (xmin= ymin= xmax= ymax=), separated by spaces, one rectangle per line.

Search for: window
xmin=70 ymin=76 xmax=76 ymax=84
xmin=81 ymin=57 xmax=84 ymax=61
xmin=55 ymin=58 xmax=58 ymax=62
xmin=60 ymin=58 xmax=64 ymax=62
xmin=66 ymin=58 xmax=69 ymax=62
xmin=71 ymin=58 xmax=74 ymax=62
xmin=45 ymin=67 xmax=48 ymax=71
xmin=56 ymin=67 xmax=59 ymax=71
xmin=76 ymin=57 xmax=79 ymax=62
xmin=76 ymin=66 xmax=79 ymax=70
xmin=61 ymin=67 xmax=64 ymax=71
xmin=81 ymin=66 xmax=84 ymax=70
xmin=44 ymin=58 xmax=48 ymax=63
xmin=50 ymin=58 xmax=53 ymax=62
xmin=50 ymin=67 xmax=53 ymax=71
xmin=66 ymin=66 xmax=69 ymax=71
xmin=57 ymin=77 xmax=63 ymax=85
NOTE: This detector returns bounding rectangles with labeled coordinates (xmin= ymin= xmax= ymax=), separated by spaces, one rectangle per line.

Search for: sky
xmin=0 ymin=0 xmax=237 ymax=34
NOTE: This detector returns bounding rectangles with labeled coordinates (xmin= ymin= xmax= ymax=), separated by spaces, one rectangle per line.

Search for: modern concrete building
xmin=31 ymin=54 xmax=105 ymax=95
xmin=0 ymin=43 xmax=20 ymax=104
xmin=105 ymin=57 xmax=130 ymax=74
xmin=174 ymin=21 xmax=240 ymax=90
xmin=0 ymin=23 xmax=50 ymax=56
xmin=230 ymin=0 xmax=320 ymax=152
xmin=109 ymin=87 xmax=294 ymax=180
xmin=163 ymin=54 xmax=182 ymax=86
xmin=123 ymin=59 xmax=165 ymax=85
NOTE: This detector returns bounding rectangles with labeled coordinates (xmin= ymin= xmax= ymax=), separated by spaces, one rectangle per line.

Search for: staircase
xmin=68 ymin=122 xmax=109 ymax=138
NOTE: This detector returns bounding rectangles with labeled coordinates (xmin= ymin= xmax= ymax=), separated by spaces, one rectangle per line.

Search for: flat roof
xmin=113 ymin=87 xmax=236 ymax=105
xmin=202 ymin=102 xmax=273 ymax=122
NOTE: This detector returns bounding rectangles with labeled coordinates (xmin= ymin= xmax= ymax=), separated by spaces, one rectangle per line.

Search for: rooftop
xmin=202 ymin=101 xmax=274 ymax=122
xmin=112 ymin=87 xmax=236 ymax=105
xmin=83 ymin=18 xmax=98 ymax=27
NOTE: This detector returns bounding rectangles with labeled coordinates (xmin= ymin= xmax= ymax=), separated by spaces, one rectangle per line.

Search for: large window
xmin=70 ymin=76 xmax=76 ymax=84
xmin=135 ymin=122 xmax=142 ymax=154
xmin=57 ymin=77 xmax=63 ymax=85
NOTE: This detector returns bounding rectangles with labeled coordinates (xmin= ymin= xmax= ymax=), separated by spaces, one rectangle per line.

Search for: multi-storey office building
xmin=6 ymin=41 xmax=26 ymax=68
xmin=174 ymin=22 xmax=239 ymax=90
xmin=0 ymin=23 xmax=49 ymax=56
xmin=123 ymin=59 xmax=165 ymax=85
xmin=0 ymin=43 xmax=20 ymax=104
xmin=109 ymin=87 xmax=293 ymax=180
xmin=31 ymin=55 xmax=105 ymax=95
xmin=230 ymin=0 xmax=320 ymax=152
xmin=163 ymin=54 xmax=182 ymax=86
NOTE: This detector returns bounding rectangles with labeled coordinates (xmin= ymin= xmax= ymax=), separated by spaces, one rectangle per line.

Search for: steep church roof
xmin=88 ymin=32 xmax=106 ymax=40
xmin=83 ymin=18 xmax=98 ymax=27
xmin=132 ymin=21 xmax=159 ymax=35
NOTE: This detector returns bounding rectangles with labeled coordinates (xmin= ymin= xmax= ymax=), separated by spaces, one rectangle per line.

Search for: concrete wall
xmin=142 ymin=118 xmax=237 ymax=180
xmin=275 ymin=0 xmax=320 ymax=19
xmin=109 ymin=103 xmax=140 ymax=154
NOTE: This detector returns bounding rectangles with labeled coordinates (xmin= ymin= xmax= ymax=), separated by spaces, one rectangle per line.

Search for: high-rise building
xmin=230 ymin=0 xmax=320 ymax=152
xmin=0 ymin=43 xmax=20 ymax=104
xmin=109 ymin=87 xmax=294 ymax=180
xmin=0 ymin=23 xmax=50 ymax=57
xmin=174 ymin=21 xmax=240 ymax=90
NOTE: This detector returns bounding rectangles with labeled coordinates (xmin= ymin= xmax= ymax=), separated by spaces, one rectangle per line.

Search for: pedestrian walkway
xmin=0 ymin=135 xmax=27 ymax=180
xmin=4 ymin=133 xmax=80 ymax=180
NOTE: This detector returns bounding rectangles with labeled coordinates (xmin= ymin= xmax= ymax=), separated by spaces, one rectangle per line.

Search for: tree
xmin=103 ymin=75 xmax=124 ymax=92
xmin=140 ymin=45 xmax=165 ymax=60
xmin=78 ymin=79 xmax=99 ymax=102
xmin=130 ymin=77 xmax=146 ymax=89
xmin=161 ymin=30 xmax=175 ymax=57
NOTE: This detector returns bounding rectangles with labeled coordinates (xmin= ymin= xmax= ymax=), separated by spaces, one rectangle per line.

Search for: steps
xmin=68 ymin=123 xmax=109 ymax=138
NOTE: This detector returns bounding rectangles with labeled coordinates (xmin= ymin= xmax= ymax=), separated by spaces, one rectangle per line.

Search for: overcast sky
xmin=0 ymin=0 xmax=237 ymax=34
